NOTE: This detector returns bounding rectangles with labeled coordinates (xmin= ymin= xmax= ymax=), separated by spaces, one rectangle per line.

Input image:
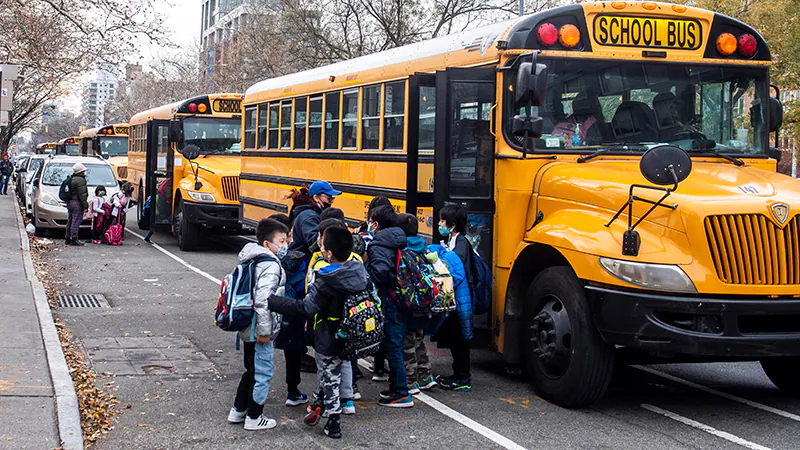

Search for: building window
xmin=384 ymin=81 xmax=405 ymax=150
xmin=280 ymin=100 xmax=292 ymax=148
xmin=269 ymin=103 xmax=279 ymax=149
xmin=309 ymin=96 xmax=323 ymax=150
xmin=362 ymin=85 xmax=381 ymax=150
xmin=325 ymin=92 xmax=340 ymax=150
xmin=294 ymin=97 xmax=307 ymax=149
xmin=257 ymin=103 xmax=268 ymax=149
xmin=244 ymin=105 xmax=256 ymax=148
xmin=342 ymin=89 xmax=358 ymax=149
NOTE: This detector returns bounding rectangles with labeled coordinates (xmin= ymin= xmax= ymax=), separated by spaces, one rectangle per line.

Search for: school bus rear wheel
xmin=523 ymin=266 xmax=615 ymax=408
xmin=760 ymin=358 xmax=800 ymax=396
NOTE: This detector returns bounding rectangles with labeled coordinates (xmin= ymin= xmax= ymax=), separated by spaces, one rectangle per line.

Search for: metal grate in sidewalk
xmin=57 ymin=294 xmax=110 ymax=308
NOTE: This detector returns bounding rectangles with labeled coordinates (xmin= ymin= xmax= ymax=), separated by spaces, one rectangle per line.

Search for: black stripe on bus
xmin=240 ymin=196 xmax=290 ymax=213
xmin=241 ymin=150 xmax=434 ymax=165
xmin=240 ymin=173 xmax=407 ymax=200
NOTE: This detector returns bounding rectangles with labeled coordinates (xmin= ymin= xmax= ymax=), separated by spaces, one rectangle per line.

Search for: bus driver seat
xmin=611 ymin=101 xmax=659 ymax=143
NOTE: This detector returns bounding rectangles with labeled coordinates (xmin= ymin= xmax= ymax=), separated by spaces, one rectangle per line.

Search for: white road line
xmin=641 ymin=404 xmax=772 ymax=450
xmin=632 ymin=365 xmax=800 ymax=423
xmin=355 ymin=359 xmax=527 ymax=450
xmin=126 ymin=228 xmax=222 ymax=284
xmin=128 ymin=228 xmax=528 ymax=450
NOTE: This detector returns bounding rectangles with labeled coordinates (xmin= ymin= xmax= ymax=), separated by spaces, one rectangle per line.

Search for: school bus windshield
xmin=65 ymin=144 xmax=80 ymax=156
xmin=183 ymin=117 xmax=241 ymax=155
xmin=98 ymin=136 xmax=128 ymax=156
xmin=505 ymin=59 xmax=769 ymax=155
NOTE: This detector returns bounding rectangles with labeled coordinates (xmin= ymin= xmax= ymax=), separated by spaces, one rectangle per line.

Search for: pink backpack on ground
xmin=105 ymin=216 xmax=123 ymax=246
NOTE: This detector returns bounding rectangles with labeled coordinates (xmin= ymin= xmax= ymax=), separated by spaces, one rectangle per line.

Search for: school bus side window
xmin=295 ymin=96 xmax=307 ymax=150
xmin=342 ymin=89 xmax=358 ymax=149
xmin=309 ymin=96 xmax=323 ymax=150
xmin=268 ymin=103 xmax=279 ymax=149
xmin=257 ymin=103 xmax=268 ymax=149
xmin=280 ymin=100 xmax=292 ymax=149
xmin=384 ymin=81 xmax=405 ymax=150
xmin=325 ymin=92 xmax=340 ymax=150
xmin=244 ymin=106 xmax=256 ymax=149
xmin=362 ymin=85 xmax=380 ymax=150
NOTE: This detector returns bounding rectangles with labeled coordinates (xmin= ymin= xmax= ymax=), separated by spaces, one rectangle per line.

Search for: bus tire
xmin=137 ymin=187 xmax=150 ymax=230
xmin=523 ymin=266 xmax=614 ymax=408
xmin=760 ymin=358 xmax=800 ymax=395
xmin=176 ymin=201 xmax=199 ymax=251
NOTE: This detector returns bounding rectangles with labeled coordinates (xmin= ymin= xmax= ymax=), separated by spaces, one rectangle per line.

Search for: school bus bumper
xmin=182 ymin=201 xmax=241 ymax=229
xmin=587 ymin=286 xmax=800 ymax=358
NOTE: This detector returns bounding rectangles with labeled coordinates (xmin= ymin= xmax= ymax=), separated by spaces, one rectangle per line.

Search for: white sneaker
xmin=227 ymin=407 xmax=246 ymax=424
xmin=244 ymin=415 xmax=277 ymax=430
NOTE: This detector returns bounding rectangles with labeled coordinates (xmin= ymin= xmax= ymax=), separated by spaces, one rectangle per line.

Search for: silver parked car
xmin=30 ymin=155 xmax=120 ymax=237
xmin=18 ymin=154 xmax=47 ymax=217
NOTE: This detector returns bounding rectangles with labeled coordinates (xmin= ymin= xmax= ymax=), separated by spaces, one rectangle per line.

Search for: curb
xmin=14 ymin=204 xmax=84 ymax=449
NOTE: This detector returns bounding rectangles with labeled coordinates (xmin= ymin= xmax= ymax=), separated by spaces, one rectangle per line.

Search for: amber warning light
xmin=537 ymin=23 xmax=581 ymax=48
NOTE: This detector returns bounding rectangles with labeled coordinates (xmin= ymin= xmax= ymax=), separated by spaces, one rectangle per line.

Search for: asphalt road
xmin=43 ymin=224 xmax=800 ymax=450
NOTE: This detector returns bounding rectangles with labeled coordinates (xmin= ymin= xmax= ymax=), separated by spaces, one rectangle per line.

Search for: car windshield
xmin=26 ymin=159 xmax=44 ymax=183
xmin=505 ymin=59 xmax=769 ymax=155
xmin=98 ymin=137 xmax=128 ymax=156
xmin=183 ymin=117 xmax=241 ymax=154
xmin=41 ymin=163 xmax=117 ymax=187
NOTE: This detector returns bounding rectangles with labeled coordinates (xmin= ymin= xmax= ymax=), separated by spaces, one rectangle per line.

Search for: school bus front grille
xmin=705 ymin=214 xmax=799 ymax=285
xmin=117 ymin=167 xmax=128 ymax=180
xmin=221 ymin=176 xmax=239 ymax=202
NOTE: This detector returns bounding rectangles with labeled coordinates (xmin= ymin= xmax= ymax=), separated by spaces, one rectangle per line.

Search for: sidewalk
xmin=0 ymin=193 xmax=82 ymax=449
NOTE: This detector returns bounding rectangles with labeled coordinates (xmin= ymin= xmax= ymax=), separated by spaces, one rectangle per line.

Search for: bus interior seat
xmin=611 ymin=101 xmax=659 ymax=142
xmin=652 ymin=92 xmax=685 ymax=140
xmin=572 ymin=95 xmax=614 ymax=144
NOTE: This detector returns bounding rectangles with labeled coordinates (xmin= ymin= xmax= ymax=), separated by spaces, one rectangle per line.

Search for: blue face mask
xmin=438 ymin=225 xmax=452 ymax=237
xmin=275 ymin=244 xmax=288 ymax=259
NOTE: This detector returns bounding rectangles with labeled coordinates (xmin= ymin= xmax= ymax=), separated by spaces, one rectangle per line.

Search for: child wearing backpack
xmin=366 ymin=205 xmax=414 ymax=408
xmin=269 ymin=227 xmax=373 ymax=439
xmin=90 ymin=186 xmax=108 ymax=245
xmin=228 ymin=218 xmax=289 ymax=431
xmin=396 ymin=213 xmax=437 ymax=394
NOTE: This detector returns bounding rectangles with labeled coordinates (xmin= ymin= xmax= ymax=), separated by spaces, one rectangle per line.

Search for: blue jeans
xmin=0 ymin=175 xmax=9 ymax=195
xmin=235 ymin=341 xmax=274 ymax=419
xmin=384 ymin=299 xmax=411 ymax=395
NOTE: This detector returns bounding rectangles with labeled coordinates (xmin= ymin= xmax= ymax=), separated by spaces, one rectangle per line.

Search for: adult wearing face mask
xmin=288 ymin=180 xmax=341 ymax=258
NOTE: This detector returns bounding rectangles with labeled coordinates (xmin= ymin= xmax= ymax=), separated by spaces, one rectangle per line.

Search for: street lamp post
xmin=519 ymin=0 xmax=524 ymax=16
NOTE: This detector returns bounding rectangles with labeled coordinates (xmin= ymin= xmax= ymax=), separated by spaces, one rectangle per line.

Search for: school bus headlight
xmin=558 ymin=24 xmax=581 ymax=48
xmin=187 ymin=190 xmax=216 ymax=203
xmin=599 ymin=258 xmax=697 ymax=294
xmin=716 ymin=33 xmax=738 ymax=56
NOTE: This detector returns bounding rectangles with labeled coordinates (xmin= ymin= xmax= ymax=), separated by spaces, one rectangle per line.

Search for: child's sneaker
xmin=378 ymin=392 xmax=414 ymax=408
xmin=379 ymin=389 xmax=393 ymax=399
xmin=437 ymin=376 xmax=472 ymax=392
xmin=419 ymin=375 xmax=437 ymax=391
xmin=371 ymin=370 xmax=389 ymax=382
xmin=352 ymin=383 xmax=362 ymax=400
xmin=285 ymin=391 xmax=308 ymax=407
xmin=408 ymin=382 xmax=420 ymax=395
xmin=227 ymin=407 xmax=246 ymax=424
xmin=244 ymin=415 xmax=277 ymax=430
xmin=324 ymin=415 xmax=342 ymax=439
xmin=342 ymin=399 xmax=356 ymax=415
xmin=304 ymin=404 xmax=323 ymax=426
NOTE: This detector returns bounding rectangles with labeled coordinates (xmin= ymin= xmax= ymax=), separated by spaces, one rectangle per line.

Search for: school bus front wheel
xmin=523 ymin=266 xmax=615 ymax=408
xmin=175 ymin=200 xmax=201 ymax=251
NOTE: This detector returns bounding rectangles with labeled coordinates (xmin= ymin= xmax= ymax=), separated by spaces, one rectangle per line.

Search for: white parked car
xmin=30 ymin=155 xmax=120 ymax=237
xmin=17 ymin=154 xmax=47 ymax=217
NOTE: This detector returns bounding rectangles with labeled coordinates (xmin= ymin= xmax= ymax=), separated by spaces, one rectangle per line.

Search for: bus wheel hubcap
xmin=530 ymin=296 xmax=572 ymax=378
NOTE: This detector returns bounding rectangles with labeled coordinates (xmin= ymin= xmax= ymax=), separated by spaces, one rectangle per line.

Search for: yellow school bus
xmin=55 ymin=137 xmax=80 ymax=156
xmin=240 ymin=2 xmax=800 ymax=407
xmin=128 ymin=93 xmax=243 ymax=250
xmin=79 ymin=124 xmax=130 ymax=182
xmin=35 ymin=143 xmax=57 ymax=154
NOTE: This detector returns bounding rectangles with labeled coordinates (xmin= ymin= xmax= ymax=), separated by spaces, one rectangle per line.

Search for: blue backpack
xmin=215 ymin=256 xmax=276 ymax=334
xmin=467 ymin=241 xmax=493 ymax=316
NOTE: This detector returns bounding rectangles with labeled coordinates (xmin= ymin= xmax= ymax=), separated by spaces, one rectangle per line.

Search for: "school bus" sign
xmin=593 ymin=15 xmax=702 ymax=50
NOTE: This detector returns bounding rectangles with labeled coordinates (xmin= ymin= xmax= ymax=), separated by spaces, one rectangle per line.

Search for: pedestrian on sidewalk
xmin=228 ymin=218 xmax=289 ymax=431
xmin=0 ymin=153 xmax=13 ymax=195
xmin=66 ymin=163 xmax=88 ymax=246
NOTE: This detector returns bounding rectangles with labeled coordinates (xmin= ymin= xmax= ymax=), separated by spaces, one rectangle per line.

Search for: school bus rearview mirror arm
xmin=605 ymin=145 xmax=692 ymax=256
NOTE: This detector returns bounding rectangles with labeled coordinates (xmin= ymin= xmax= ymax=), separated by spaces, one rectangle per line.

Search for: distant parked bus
xmin=80 ymin=124 xmax=130 ymax=182
xmin=55 ymin=137 xmax=80 ymax=156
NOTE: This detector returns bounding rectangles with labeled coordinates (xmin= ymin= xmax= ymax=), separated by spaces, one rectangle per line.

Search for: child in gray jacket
xmin=228 ymin=219 xmax=289 ymax=431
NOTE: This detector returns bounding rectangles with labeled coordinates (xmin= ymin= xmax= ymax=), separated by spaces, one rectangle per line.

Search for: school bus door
xmin=145 ymin=120 xmax=174 ymax=228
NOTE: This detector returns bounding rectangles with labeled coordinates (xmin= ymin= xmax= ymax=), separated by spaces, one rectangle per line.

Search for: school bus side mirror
xmin=169 ymin=119 xmax=183 ymax=144
xmin=768 ymin=97 xmax=783 ymax=133
xmin=180 ymin=144 xmax=201 ymax=161
xmin=515 ymin=62 xmax=548 ymax=106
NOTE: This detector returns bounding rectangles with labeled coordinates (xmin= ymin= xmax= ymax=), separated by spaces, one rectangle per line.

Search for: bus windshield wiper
xmin=686 ymin=148 xmax=744 ymax=166
xmin=577 ymin=144 xmax=649 ymax=163
xmin=202 ymin=150 xmax=229 ymax=158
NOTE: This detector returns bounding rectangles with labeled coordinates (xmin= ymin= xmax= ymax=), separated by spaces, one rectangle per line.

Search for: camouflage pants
xmin=403 ymin=329 xmax=431 ymax=381
xmin=315 ymin=352 xmax=353 ymax=416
